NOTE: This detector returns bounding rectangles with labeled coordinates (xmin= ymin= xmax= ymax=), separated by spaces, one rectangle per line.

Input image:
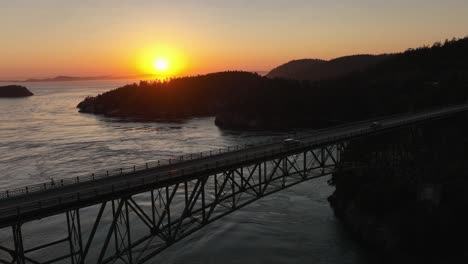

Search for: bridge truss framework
xmin=0 ymin=143 xmax=344 ymax=264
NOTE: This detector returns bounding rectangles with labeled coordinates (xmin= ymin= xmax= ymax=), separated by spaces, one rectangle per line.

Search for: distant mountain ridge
xmin=24 ymin=76 xmax=112 ymax=82
xmin=267 ymin=54 xmax=392 ymax=81
xmin=3 ymin=74 xmax=156 ymax=83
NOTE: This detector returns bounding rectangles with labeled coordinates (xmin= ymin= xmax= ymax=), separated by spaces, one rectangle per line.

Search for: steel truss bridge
xmin=1 ymin=104 xmax=467 ymax=264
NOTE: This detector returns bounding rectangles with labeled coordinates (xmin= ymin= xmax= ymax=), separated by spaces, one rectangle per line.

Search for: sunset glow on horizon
xmin=1 ymin=0 xmax=468 ymax=80
xmin=135 ymin=45 xmax=187 ymax=78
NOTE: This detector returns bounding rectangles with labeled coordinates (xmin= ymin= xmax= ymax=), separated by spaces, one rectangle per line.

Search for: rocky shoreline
xmin=214 ymin=112 xmax=337 ymax=130
xmin=328 ymin=114 xmax=468 ymax=263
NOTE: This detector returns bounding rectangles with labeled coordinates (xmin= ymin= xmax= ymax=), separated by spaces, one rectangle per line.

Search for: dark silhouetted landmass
xmin=77 ymin=71 xmax=270 ymax=118
xmin=266 ymin=54 xmax=391 ymax=81
xmin=216 ymin=37 xmax=468 ymax=129
xmin=77 ymin=37 xmax=468 ymax=130
xmin=329 ymin=113 xmax=468 ymax=262
xmin=0 ymin=85 xmax=33 ymax=98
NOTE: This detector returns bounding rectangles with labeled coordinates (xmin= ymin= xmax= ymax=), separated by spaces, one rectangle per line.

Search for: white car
xmin=370 ymin=121 xmax=382 ymax=129
xmin=283 ymin=138 xmax=301 ymax=146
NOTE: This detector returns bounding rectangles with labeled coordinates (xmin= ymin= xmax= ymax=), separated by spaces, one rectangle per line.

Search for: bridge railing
xmin=1 ymin=103 xmax=467 ymax=202
xmin=0 ymin=108 xmax=409 ymax=200
xmin=0 ymin=124 xmax=378 ymax=216
xmin=0 ymin=135 xmax=339 ymax=219
xmin=0 ymin=133 xmax=306 ymax=200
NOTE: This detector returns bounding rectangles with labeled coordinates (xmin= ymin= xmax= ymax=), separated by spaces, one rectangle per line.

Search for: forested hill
xmin=266 ymin=54 xmax=391 ymax=81
xmin=217 ymin=37 xmax=468 ymax=129
xmin=77 ymin=71 xmax=280 ymax=118
xmin=78 ymin=37 xmax=468 ymax=130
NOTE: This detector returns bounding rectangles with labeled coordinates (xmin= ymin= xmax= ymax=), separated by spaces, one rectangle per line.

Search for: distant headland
xmin=2 ymin=74 xmax=157 ymax=83
xmin=0 ymin=85 xmax=33 ymax=98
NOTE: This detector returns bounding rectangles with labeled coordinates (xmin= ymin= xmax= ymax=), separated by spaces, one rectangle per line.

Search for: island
xmin=78 ymin=37 xmax=468 ymax=131
xmin=0 ymin=85 xmax=33 ymax=98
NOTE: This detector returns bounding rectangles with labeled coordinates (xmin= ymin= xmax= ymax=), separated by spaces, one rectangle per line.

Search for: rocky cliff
xmin=328 ymin=113 xmax=468 ymax=262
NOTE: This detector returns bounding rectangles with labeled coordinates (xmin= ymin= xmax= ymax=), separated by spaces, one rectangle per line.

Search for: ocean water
xmin=0 ymin=80 xmax=370 ymax=263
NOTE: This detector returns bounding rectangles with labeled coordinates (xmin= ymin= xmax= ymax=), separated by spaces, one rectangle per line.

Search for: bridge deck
xmin=1 ymin=104 xmax=467 ymax=228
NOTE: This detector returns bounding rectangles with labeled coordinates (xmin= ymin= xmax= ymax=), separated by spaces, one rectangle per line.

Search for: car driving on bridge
xmin=370 ymin=121 xmax=382 ymax=129
xmin=283 ymin=138 xmax=301 ymax=146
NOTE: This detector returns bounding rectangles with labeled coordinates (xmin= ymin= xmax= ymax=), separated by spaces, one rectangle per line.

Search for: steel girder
xmin=0 ymin=144 xmax=343 ymax=264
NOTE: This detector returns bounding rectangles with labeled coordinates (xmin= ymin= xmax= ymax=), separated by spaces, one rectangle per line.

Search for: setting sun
xmin=136 ymin=45 xmax=187 ymax=77
xmin=153 ymin=58 xmax=169 ymax=72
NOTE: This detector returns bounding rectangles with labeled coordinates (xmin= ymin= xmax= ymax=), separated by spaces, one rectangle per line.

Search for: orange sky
xmin=0 ymin=0 xmax=467 ymax=79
